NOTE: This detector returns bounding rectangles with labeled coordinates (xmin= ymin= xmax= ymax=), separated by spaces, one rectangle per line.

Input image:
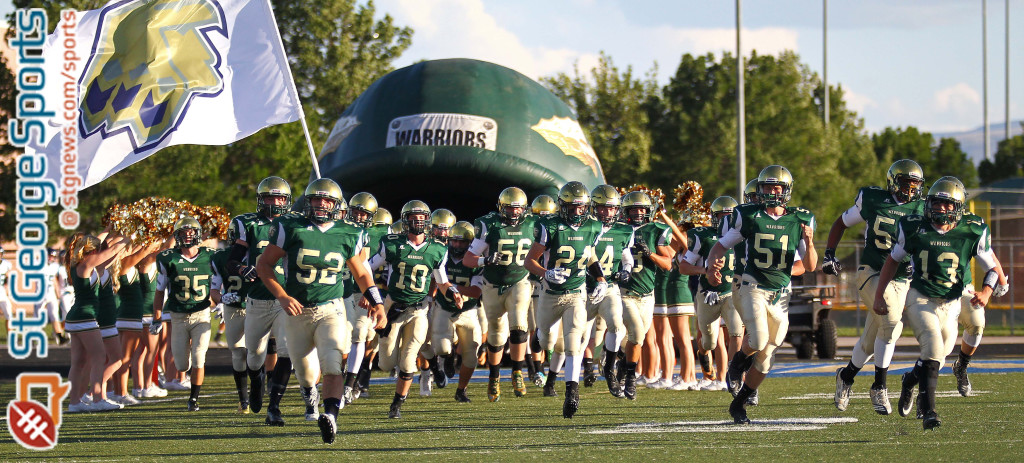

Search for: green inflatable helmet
xmin=318 ymin=58 xmax=606 ymax=217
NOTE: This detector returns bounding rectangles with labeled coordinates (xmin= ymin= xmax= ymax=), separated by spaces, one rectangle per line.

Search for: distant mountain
xmin=933 ymin=121 xmax=1024 ymax=164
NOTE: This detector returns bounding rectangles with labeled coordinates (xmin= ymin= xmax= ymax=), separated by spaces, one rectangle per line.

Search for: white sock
xmin=875 ymin=337 xmax=897 ymax=369
xmin=605 ymin=330 xmax=625 ymax=353
xmin=565 ymin=355 xmax=583 ymax=383
xmin=347 ymin=343 xmax=365 ymax=375
xmin=550 ymin=352 xmax=566 ymax=375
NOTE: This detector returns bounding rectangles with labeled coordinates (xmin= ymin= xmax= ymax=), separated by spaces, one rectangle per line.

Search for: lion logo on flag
xmin=79 ymin=0 xmax=228 ymax=152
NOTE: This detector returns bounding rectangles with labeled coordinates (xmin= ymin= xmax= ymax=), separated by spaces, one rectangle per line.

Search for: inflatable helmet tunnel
xmin=317 ymin=58 xmax=606 ymax=218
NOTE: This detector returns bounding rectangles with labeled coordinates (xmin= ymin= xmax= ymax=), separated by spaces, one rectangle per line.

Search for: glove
xmin=484 ymin=251 xmax=503 ymax=266
xmin=239 ymin=265 xmax=258 ymax=282
xmin=221 ymin=292 xmax=241 ymax=306
xmin=544 ymin=268 xmax=570 ymax=285
xmin=995 ymin=281 xmax=1010 ymax=298
xmin=704 ymin=290 xmax=721 ymax=306
xmin=822 ymin=249 xmax=841 ymax=275
xmin=615 ymin=269 xmax=632 ymax=285
xmin=634 ymin=239 xmax=652 ymax=258
xmin=149 ymin=320 xmax=163 ymax=335
xmin=589 ymin=280 xmax=608 ymax=304
xmin=211 ymin=304 xmax=224 ymax=320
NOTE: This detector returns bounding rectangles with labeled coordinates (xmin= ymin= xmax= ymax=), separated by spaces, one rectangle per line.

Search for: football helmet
xmin=757 ymin=165 xmax=794 ymax=207
xmin=391 ymin=219 xmax=406 ymax=235
xmin=743 ymin=179 xmax=759 ymax=204
xmin=430 ymin=208 xmax=457 ymax=243
xmin=448 ymin=221 xmax=475 ymax=259
xmin=558 ymin=181 xmax=591 ymax=227
xmin=256 ymin=176 xmax=293 ymax=217
xmin=173 ymin=217 xmax=202 ymax=248
xmin=887 ymin=159 xmax=925 ymax=203
xmin=590 ymin=184 xmax=621 ymax=226
xmin=349 ymin=192 xmax=379 ymax=227
xmin=621 ymin=191 xmax=654 ymax=226
xmin=372 ymin=208 xmax=393 ymax=227
xmin=710 ymin=196 xmax=738 ymax=228
xmin=303 ymin=178 xmax=346 ymax=224
xmin=401 ymin=200 xmax=431 ymax=235
xmin=497 ymin=187 xmax=529 ymax=226
xmin=531 ymin=195 xmax=557 ymax=216
xmin=227 ymin=218 xmax=241 ymax=242
xmin=925 ymin=177 xmax=966 ymax=225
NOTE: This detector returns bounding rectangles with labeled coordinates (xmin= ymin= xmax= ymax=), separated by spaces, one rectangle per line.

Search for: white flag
xmin=26 ymin=0 xmax=301 ymax=189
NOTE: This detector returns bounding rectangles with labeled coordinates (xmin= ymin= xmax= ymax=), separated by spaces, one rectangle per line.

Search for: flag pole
xmin=263 ymin=0 xmax=322 ymax=179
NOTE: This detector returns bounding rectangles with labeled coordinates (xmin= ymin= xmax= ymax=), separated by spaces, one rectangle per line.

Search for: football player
xmin=151 ymin=217 xmax=223 ymax=412
xmin=0 ymin=248 xmax=12 ymax=323
xmin=679 ymin=196 xmax=741 ymax=392
xmin=257 ymin=178 xmax=386 ymax=444
xmin=38 ymin=249 xmax=70 ymax=345
xmin=343 ymin=193 xmax=388 ymax=404
xmin=528 ymin=195 xmax=558 ymax=387
xmin=213 ymin=222 xmax=252 ymax=413
xmin=707 ymin=165 xmax=817 ymax=424
xmin=827 ymin=160 xmax=926 ymax=415
xmin=432 ymin=221 xmax=485 ymax=402
xmin=369 ymin=200 xmax=461 ymax=419
xmin=525 ymin=181 xmax=609 ymax=418
xmin=463 ymin=187 xmax=538 ymax=401
xmin=583 ymin=185 xmax=633 ymax=397
xmin=419 ymin=208 xmax=458 ymax=394
xmin=876 ymin=178 xmax=1002 ymax=430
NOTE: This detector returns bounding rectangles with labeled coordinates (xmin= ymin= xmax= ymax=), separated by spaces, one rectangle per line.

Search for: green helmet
xmin=372 ymin=208 xmax=393 ymax=226
xmin=887 ymin=159 xmax=925 ymax=203
xmin=757 ymin=165 xmax=794 ymax=207
xmin=925 ymin=177 xmax=967 ymax=225
xmin=710 ymin=196 xmax=738 ymax=228
xmin=743 ymin=179 xmax=759 ymax=204
xmin=173 ymin=216 xmax=202 ymax=248
xmin=256 ymin=176 xmax=293 ymax=217
xmin=590 ymin=184 xmax=621 ymax=226
xmin=621 ymin=191 xmax=653 ymax=226
xmin=349 ymin=192 xmax=379 ymax=227
xmin=531 ymin=195 xmax=557 ymax=216
xmin=303 ymin=178 xmax=346 ymax=224
xmin=497 ymin=187 xmax=529 ymax=225
xmin=557 ymin=181 xmax=591 ymax=227
xmin=401 ymin=200 xmax=431 ymax=235
xmin=448 ymin=221 xmax=475 ymax=259
xmin=430 ymin=208 xmax=457 ymax=243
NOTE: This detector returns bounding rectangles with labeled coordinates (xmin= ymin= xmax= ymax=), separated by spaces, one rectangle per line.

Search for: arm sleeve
xmin=682 ymin=232 xmax=703 ymax=265
xmin=620 ymin=247 xmax=634 ymax=272
xmin=975 ymin=226 xmax=998 ymax=271
xmin=840 ymin=191 xmax=867 ymax=227
xmin=889 ymin=222 xmax=910 ymax=262
xmin=536 ymin=222 xmax=550 ymax=247
xmin=235 ymin=217 xmax=248 ymax=242
xmin=656 ymin=226 xmax=672 ymax=247
xmin=211 ymin=262 xmax=224 ymax=291
xmin=156 ymin=261 xmax=168 ymax=291
xmin=717 ymin=212 xmax=745 ymax=250
xmin=432 ymin=250 xmax=451 ymax=286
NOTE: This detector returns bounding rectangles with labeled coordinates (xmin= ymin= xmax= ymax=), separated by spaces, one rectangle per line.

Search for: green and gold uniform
xmin=432 ymin=255 xmax=483 ymax=368
xmin=470 ymin=212 xmax=539 ymax=347
xmin=157 ymin=246 xmax=218 ymax=371
xmin=586 ymin=222 xmax=634 ymax=346
xmin=620 ymin=222 xmax=672 ymax=345
xmin=684 ymin=225 xmax=741 ymax=350
xmin=213 ymin=248 xmax=248 ymax=372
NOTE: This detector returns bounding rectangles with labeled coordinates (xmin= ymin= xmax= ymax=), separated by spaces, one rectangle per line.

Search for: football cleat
xmin=922 ymin=411 xmax=941 ymax=430
xmin=512 ymin=370 xmax=527 ymax=397
xmin=186 ymin=399 xmax=199 ymax=412
xmin=746 ymin=389 xmax=759 ymax=406
xmin=265 ymin=408 xmax=285 ymax=426
xmin=606 ymin=375 xmax=625 ymax=398
xmin=623 ymin=373 xmax=637 ymax=400
xmin=870 ymin=386 xmax=892 ymax=415
xmin=318 ymin=413 xmax=337 ymax=444
xmin=343 ymin=386 xmax=355 ymax=405
xmin=302 ymin=387 xmax=320 ymax=421
xmin=455 ymin=389 xmax=471 ymax=403
xmin=532 ymin=371 xmax=547 ymax=388
xmin=952 ymin=358 xmax=972 ymax=397
xmin=898 ymin=372 xmax=918 ymax=417
xmin=583 ymin=363 xmax=598 ymax=388
xmin=237 ymin=402 xmax=251 ymax=414
xmin=488 ymin=378 xmax=501 ymax=402
xmin=388 ymin=399 xmax=404 ymax=419
xmin=725 ymin=359 xmax=746 ymax=398
xmin=543 ymin=373 xmax=558 ymax=397
xmin=563 ymin=381 xmax=580 ymax=419
xmin=834 ymin=367 xmax=852 ymax=412
xmin=419 ymin=370 xmax=433 ymax=397
xmin=729 ymin=398 xmax=750 ymax=424
xmin=443 ymin=355 xmax=457 ymax=379
xmin=249 ymin=371 xmax=265 ymax=413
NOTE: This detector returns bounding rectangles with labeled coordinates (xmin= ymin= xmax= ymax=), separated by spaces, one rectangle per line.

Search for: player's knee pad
xmin=962 ymin=331 xmax=982 ymax=348
xmin=486 ymin=342 xmax=504 ymax=353
xmin=509 ymin=329 xmax=528 ymax=344
xmin=398 ymin=370 xmax=415 ymax=381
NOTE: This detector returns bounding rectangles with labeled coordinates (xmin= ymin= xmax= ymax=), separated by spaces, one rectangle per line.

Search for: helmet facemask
xmin=448 ymin=238 xmax=470 ymax=259
xmin=405 ymin=212 xmax=429 ymax=235
xmin=593 ymin=204 xmax=619 ymax=226
xmin=432 ymin=224 xmax=451 ymax=243
xmin=305 ymin=195 xmax=342 ymax=224
xmin=350 ymin=207 xmax=374 ymax=227
xmin=624 ymin=206 xmax=651 ymax=226
xmin=258 ymin=193 xmax=292 ymax=218
xmin=174 ymin=226 xmax=201 ymax=248
xmin=559 ymin=200 xmax=588 ymax=227
xmin=926 ymin=196 xmax=963 ymax=225
xmin=758 ymin=182 xmax=792 ymax=208
xmin=500 ymin=205 xmax=525 ymax=226
xmin=891 ymin=174 xmax=924 ymax=203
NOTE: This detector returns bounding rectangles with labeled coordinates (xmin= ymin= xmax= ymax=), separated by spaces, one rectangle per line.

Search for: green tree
xmin=1 ymin=0 xmax=412 ymax=241
xmin=871 ymin=127 xmax=978 ymax=187
xmin=978 ymin=124 xmax=1024 ymax=185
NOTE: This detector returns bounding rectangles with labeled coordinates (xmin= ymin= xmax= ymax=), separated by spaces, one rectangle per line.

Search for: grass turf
xmin=2 ymin=370 xmax=1023 ymax=461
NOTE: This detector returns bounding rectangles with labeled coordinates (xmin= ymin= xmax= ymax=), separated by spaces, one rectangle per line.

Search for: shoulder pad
xmin=787 ymin=206 xmax=814 ymax=221
xmin=964 ymin=216 xmax=987 ymax=234
xmin=904 ymin=214 xmax=925 ymax=223
xmin=963 ymin=212 xmax=985 ymax=223
xmin=385 ymin=234 xmax=402 ymax=240
xmin=158 ymin=249 xmax=174 ymax=258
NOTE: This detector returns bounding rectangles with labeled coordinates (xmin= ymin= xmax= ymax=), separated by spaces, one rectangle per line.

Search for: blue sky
xmin=4 ymin=0 xmax=1021 ymax=135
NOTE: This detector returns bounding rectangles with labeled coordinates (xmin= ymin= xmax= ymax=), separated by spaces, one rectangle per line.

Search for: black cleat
xmin=623 ymin=373 xmax=637 ymax=400
xmin=443 ymin=355 xmax=457 ymax=379
xmin=583 ymin=363 xmax=597 ymax=388
xmin=265 ymin=407 xmax=285 ymax=426
xmin=898 ymin=372 xmax=918 ymax=418
xmin=543 ymin=373 xmax=558 ymax=397
xmin=606 ymin=375 xmax=625 ymax=398
xmin=563 ymin=381 xmax=580 ymax=418
xmin=186 ymin=399 xmax=199 ymax=412
xmin=725 ymin=369 xmax=742 ymax=398
xmin=746 ymin=389 xmax=759 ymax=406
xmin=249 ymin=371 xmax=265 ymax=414
xmin=455 ymin=389 xmax=471 ymax=403
xmin=729 ymin=398 xmax=750 ymax=424
xmin=318 ymin=413 xmax=336 ymax=444
xmin=388 ymin=400 xmax=403 ymax=419
xmin=922 ymin=411 xmax=941 ymax=430
xmin=952 ymin=358 xmax=971 ymax=397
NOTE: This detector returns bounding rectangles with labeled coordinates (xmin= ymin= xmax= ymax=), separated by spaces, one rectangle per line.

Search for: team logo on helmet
xmin=79 ymin=0 xmax=228 ymax=152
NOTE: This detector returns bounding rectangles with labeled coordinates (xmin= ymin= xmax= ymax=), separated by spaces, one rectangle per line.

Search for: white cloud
xmin=932 ymin=83 xmax=981 ymax=113
xmin=841 ymin=86 xmax=877 ymax=114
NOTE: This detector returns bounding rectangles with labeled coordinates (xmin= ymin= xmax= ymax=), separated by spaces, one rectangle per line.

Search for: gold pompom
xmin=103 ymin=197 xmax=230 ymax=245
xmin=672 ymin=181 xmax=713 ymax=228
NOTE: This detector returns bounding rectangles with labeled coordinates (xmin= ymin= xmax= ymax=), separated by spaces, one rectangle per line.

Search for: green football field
xmin=2 ymin=370 xmax=1023 ymax=461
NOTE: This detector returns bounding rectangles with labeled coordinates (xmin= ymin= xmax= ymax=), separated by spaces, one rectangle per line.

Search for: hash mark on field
xmin=779 ymin=390 xmax=990 ymax=400
xmin=588 ymin=417 xmax=858 ymax=434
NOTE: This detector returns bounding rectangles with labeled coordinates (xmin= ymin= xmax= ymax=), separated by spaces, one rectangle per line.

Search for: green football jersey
xmin=620 ymin=222 xmax=672 ymax=296
xmin=687 ymin=226 xmax=734 ymax=293
xmin=377 ymin=235 xmax=449 ymax=305
xmin=587 ymin=221 xmax=635 ymax=290
xmin=897 ymin=214 xmax=991 ymax=300
xmin=234 ymin=212 xmax=286 ymax=301
xmin=213 ymin=248 xmax=246 ymax=307
xmin=471 ymin=212 xmax=538 ymax=286
xmin=536 ymin=216 xmax=604 ymax=292
xmin=846 ymin=187 xmax=926 ymax=277
xmin=725 ymin=203 xmax=815 ymax=291
xmin=270 ymin=216 xmax=366 ymax=307
xmin=157 ymin=247 xmax=217 ymax=313
xmin=437 ymin=255 xmax=481 ymax=313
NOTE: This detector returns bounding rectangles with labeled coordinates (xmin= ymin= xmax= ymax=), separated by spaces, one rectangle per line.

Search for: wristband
xmin=477 ymin=257 xmax=485 ymax=267
xmin=983 ymin=270 xmax=999 ymax=289
xmin=363 ymin=286 xmax=384 ymax=306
